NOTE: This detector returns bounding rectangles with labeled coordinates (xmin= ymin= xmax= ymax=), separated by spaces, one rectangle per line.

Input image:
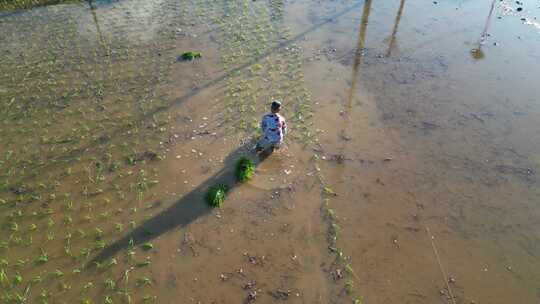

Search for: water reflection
xmin=337 ymin=0 xmax=372 ymax=172
xmin=76 ymin=0 xmax=172 ymax=43
xmin=385 ymin=0 xmax=406 ymax=57
xmin=471 ymin=0 xmax=496 ymax=59
xmin=88 ymin=0 xmax=105 ymax=46
xmin=346 ymin=0 xmax=372 ymax=111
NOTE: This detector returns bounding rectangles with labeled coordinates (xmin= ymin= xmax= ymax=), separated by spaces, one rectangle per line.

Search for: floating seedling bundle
xmin=205 ymin=156 xmax=255 ymax=208
xmin=235 ymin=156 xmax=255 ymax=183
xmin=179 ymin=51 xmax=202 ymax=61
xmin=206 ymin=184 xmax=229 ymax=208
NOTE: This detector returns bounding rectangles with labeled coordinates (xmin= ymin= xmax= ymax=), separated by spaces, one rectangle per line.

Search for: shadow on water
xmin=14 ymin=0 xmax=367 ymax=181
xmin=385 ymin=0 xmax=406 ymax=57
xmin=89 ymin=141 xmax=268 ymax=264
xmin=471 ymin=0 xmax=496 ymax=60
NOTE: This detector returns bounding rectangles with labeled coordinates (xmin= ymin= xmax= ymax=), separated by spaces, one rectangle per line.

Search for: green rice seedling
xmin=31 ymin=275 xmax=43 ymax=284
xmin=59 ymin=282 xmax=71 ymax=292
xmin=13 ymin=273 xmax=23 ymax=285
xmin=64 ymin=215 xmax=73 ymax=225
xmin=104 ymin=278 xmax=115 ymax=290
xmin=119 ymin=291 xmax=132 ymax=304
xmin=136 ymin=260 xmax=151 ymax=268
xmin=24 ymin=236 xmax=33 ymax=246
xmin=95 ymin=228 xmax=104 ymax=238
xmin=235 ymin=157 xmax=255 ymax=182
xmin=52 ymin=269 xmax=64 ymax=278
xmin=345 ymin=280 xmax=354 ymax=295
xmin=64 ymin=200 xmax=74 ymax=211
xmin=323 ymin=187 xmax=337 ymax=196
xmin=136 ymin=277 xmax=152 ymax=287
xmin=94 ymin=240 xmax=106 ymax=250
xmin=336 ymin=250 xmax=345 ymax=261
xmin=141 ymin=243 xmax=153 ymax=251
xmin=94 ymin=261 xmax=103 ymax=270
xmin=330 ymin=223 xmax=341 ymax=239
xmin=0 ymin=268 xmax=8 ymax=287
xmin=9 ymin=291 xmax=27 ymax=304
xmin=79 ymin=248 xmax=91 ymax=260
xmin=35 ymin=248 xmax=49 ymax=265
xmin=76 ymin=229 xmax=86 ymax=238
xmin=83 ymin=282 xmax=94 ymax=291
xmin=115 ymin=223 xmax=124 ymax=232
xmin=39 ymin=289 xmax=51 ymax=300
xmin=15 ymin=259 xmax=27 ymax=268
xmin=142 ymin=295 xmax=156 ymax=303
xmin=9 ymin=222 xmax=18 ymax=232
xmin=345 ymin=264 xmax=354 ymax=276
xmin=127 ymin=249 xmax=136 ymax=261
xmin=206 ymin=184 xmax=228 ymax=208
xmin=104 ymin=295 xmax=113 ymax=304
xmin=108 ymin=258 xmax=117 ymax=267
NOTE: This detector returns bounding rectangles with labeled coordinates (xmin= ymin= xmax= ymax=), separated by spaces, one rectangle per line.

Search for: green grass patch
xmin=235 ymin=157 xmax=255 ymax=183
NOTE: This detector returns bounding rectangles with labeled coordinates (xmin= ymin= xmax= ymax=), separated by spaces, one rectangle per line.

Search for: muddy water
xmin=1 ymin=0 xmax=540 ymax=303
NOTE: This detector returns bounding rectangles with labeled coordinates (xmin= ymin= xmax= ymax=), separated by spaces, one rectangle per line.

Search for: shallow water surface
xmin=1 ymin=0 xmax=540 ymax=303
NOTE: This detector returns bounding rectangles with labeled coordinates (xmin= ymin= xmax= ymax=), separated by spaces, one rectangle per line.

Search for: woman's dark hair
xmin=271 ymin=100 xmax=281 ymax=111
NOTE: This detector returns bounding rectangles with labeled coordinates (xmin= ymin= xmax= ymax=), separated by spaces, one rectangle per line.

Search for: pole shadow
xmin=89 ymin=141 xmax=268 ymax=265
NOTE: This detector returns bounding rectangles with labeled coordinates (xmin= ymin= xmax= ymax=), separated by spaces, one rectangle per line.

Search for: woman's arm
xmin=261 ymin=116 xmax=267 ymax=132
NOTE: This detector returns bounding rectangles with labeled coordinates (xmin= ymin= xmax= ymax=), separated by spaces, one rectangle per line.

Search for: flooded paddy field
xmin=1 ymin=0 xmax=540 ymax=303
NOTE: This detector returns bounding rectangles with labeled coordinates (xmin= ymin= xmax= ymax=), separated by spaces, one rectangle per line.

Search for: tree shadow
xmin=89 ymin=141 xmax=268 ymax=265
